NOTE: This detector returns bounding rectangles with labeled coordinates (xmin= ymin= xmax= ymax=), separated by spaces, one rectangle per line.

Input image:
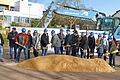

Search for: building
xmin=112 ymin=10 xmax=120 ymax=18
xmin=0 ymin=0 xmax=44 ymax=26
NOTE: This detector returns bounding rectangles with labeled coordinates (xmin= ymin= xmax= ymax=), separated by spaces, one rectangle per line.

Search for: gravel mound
xmin=17 ymin=55 xmax=115 ymax=72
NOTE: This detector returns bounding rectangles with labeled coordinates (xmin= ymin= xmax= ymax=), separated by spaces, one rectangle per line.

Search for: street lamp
xmin=2 ymin=7 xmax=5 ymax=22
xmin=28 ymin=4 xmax=32 ymax=24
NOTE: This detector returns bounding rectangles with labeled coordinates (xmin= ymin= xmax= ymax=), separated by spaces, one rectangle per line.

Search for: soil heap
xmin=17 ymin=55 xmax=115 ymax=72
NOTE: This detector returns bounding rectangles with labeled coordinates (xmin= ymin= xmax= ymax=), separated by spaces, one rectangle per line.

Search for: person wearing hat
xmin=51 ymin=30 xmax=61 ymax=54
xmin=7 ymin=27 xmax=18 ymax=62
xmin=32 ymin=30 xmax=41 ymax=57
xmin=108 ymin=36 xmax=118 ymax=67
xmin=79 ymin=32 xmax=86 ymax=58
xmin=15 ymin=28 xmax=28 ymax=62
xmin=102 ymin=32 xmax=109 ymax=61
xmin=64 ymin=29 xmax=71 ymax=55
xmin=88 ymin=32 xmax=95 ymax=59
xmin=70 ymin=30 xmax=79 ymax=56
xmin=41 ymin=28 xmax=49 ymax=56
xmin=57 ymin=29 xmax=65 ymax=54
xmin=96 ymin=33 xmax=104 ymax=58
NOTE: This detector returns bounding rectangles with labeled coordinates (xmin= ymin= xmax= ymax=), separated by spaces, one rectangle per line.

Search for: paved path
xmin=0 ymin=63 xmax=119 ymax=80
xmin=0 ymin=47 xmax=120 ymax=80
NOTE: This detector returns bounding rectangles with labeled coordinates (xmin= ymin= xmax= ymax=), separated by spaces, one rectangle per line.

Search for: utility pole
xmin=28 ymin=4 xmax=32 ymax=24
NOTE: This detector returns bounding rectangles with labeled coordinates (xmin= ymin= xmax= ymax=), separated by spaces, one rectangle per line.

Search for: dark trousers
xmin=89 ymin=48 xmax=94 ymax=59
xmin=104 ymin=49 xmax=107 ymax=61
xmin=41 ymin=49 xmax=47 ymax=56
xmin=60 ymin=46 xmax=64 ymax=54
xmin=27 ymin=46 xmax=31 ymax=59
xmin=81 ymin=52 xmax=86 ymax=58
xmin=109 ymin=54 xmax=116 ymax=66
xmin=16 ymin=46 xmax=27 ymax=63
xmin=9 ymin=45 xmax=17 ymax=60
xmin=80 ymin=48 xmax=83 ymax=58
xmin=28 ymin=50 xmax=30 ymax=59
xmin=33 ymin=48 xmax=39 ymax=57
xmin=65 ymin=47 xmax=70 ymax=55
xmin=54 ymin=47 xmax=60 ymax=54
xmin=71 ymin=47 xmax=77 ymax=56
xmin=98 ymin=53 xmax=103 ymax=58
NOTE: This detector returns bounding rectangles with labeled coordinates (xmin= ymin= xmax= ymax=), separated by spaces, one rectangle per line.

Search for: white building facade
xmin=0 ymin=0 xmax=44 ymax=23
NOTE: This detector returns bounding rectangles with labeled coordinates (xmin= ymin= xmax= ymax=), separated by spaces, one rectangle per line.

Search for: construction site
xmin=0 ymin=0 xmax=120 ymax=80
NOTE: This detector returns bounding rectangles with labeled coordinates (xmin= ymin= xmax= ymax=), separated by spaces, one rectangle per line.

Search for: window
xmin=14 ymin=16 xmax=20 ymax=22
xmin=5 ymin=16 xmax=11 ymax=22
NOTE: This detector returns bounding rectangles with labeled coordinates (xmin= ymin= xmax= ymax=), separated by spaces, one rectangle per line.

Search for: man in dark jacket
xmin=88 ymin=32 xmax=95 ymax=59
xmin=64 ymin=29 xmax=71 ymax=55
xmin=0 ymin=33 xmax=4 ymax=62
xmin=27 ymin=30 xmax=32 ymax=59
xmin=70 ymin=30 xmax=79 ymax=56
xmin=41 ymin=28 xmax=49 ymax=56
xmin=57 ymin=29 xmax=65 ymax=54
xmin=7 ymin=27 xmax=18 ymax=61
xmin=79 ymin=32 xmax=85 ymax=58
xmin=15 ymin=28 xmax=28 ymax=62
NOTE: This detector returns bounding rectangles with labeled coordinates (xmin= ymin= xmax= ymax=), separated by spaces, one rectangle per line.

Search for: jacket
xmin=88 ymin=35 xmax=95 ymax=49
xmin=80 ymin=35 xmax=88 ymax=49
xmin=15 ymin=33 xmax=28 ymax=47
xmin=0 ymin=33 xmax=4 ymax=46
xmin=70 ymin=34 xmax=79 ymax=48
xmin=109 ymin=40 xmax=118 ymax=54
xmin=41 ymin=33 xmax=49 ymax=47
xmin=64 ymin=34 xmax=71 ymax=46
xmin=51 ymin=33 xmax=61 ymax=47
xmin=57 ymin=33 xmax=65 ymax=45
xmin=7 ymin=31 xmax=18 ymax=47
xmin=28 ymin=34 xmax=32 ymax=48
xmin=32 ymin=34 xmax=41 ymax=49
xmin=97 ymin=37 xmax=104 ymax=53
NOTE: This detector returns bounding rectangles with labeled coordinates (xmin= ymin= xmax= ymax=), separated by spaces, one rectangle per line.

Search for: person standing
xmin=41 ymin=29 xmax=49 ymax=56
xmin=0 ymin=33 xmax=4 ymax=62
xmin=57 ymin=29 xmax=65 ymax=54
xmin=27 ymin=30 xmax=32 ymax=59
xmin=96 ymin=34 xmax=104 ymax=58
xmin=79 ymin=32 xmax=84 ymax=58
xmin=102 ymin=32 xmax=109 ymax=61
xmin=7 ymin=27 xmax=18 ymax=61
xmin=51 ymin=30 xmax=61 ymax=54
xmin=108 ymin=36 xmax=118 ymax=67
xmin=64 ymin=29 xmax=71 ymax=55
xmin=70 ymin=30 xmax=79 ymax=56
xmin=15 ymin=28 xmax=28 ymax=62
xmin=88 ymin=32 xmax=95 ymax=59
xmin=32 ymin=30 xmax=41 ymax=57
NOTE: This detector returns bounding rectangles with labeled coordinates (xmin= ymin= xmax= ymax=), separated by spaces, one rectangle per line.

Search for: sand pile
xmin=17 ymin=55 xmax=115 ymax=72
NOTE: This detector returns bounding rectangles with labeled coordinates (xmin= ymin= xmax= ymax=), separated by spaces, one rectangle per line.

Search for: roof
xmin=112 ymin=10 xmax=120 ymax=18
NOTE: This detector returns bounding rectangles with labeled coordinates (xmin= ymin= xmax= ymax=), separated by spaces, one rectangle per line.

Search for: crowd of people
xmin=0 ymin=27 xmax=118 ymax=67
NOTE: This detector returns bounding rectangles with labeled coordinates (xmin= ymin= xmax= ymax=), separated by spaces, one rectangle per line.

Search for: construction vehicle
xmin=96 ymin=16 xmax=120 ymax=42
xmin=96 ymin=15 xmax=120 ymax=55
xmin=36 ymin=0 xmax=102 ymax=28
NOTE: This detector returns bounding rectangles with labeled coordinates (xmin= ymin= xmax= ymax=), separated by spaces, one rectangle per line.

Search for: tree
xmin=11 ymin=22 xmax=18 ymax=26
xmin=31 ymin=19 xmax=39 ymax=27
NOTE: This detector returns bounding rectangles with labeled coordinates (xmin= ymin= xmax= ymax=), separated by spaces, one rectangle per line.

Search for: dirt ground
xmin=0 ymin=46 xmax=120 ymax=80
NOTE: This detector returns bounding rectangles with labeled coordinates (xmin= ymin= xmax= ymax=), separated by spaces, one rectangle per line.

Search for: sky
xmin=29 ymin=0 xmax=120 ymax=16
